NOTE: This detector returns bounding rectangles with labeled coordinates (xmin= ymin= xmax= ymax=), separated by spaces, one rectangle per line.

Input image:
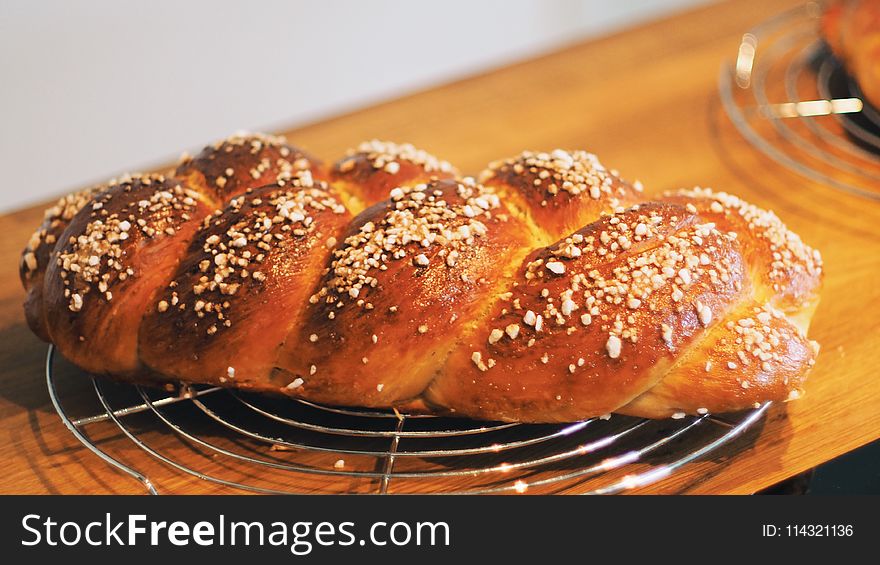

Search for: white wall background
xmin=0 ymin=0 xmax=708 ymax=214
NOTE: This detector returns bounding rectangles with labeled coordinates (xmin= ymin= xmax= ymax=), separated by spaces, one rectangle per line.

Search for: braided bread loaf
xmin=20 ymin=133 xmax=823 ymax=422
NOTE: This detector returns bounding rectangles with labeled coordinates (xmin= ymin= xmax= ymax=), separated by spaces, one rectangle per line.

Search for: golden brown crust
xmin=330 ymin=140 xmax=457 ymax=212
xmin=619 ymin=300 xmax=818 ymax=418
xmin=21 ymin=186 xmax=106 ymax=341
xmin=612 ymin=189 xmax=823 ymax=418
xmin=480 ymin=149 xmax=644 ymax=245
xmin=175 ymin=132 xmax=323 ymax=204
xmin=663 ymin=188 xmax=823 ymax=314
xmin=430 ymin=202 xmax=748 ymax=421
xmin=22 ymin=135 xmax=825 ymax=423
xmin=42 ymin=174 xmax=214 ymax=376
xmin=277 ymin=177 xmax=531 ymax=406
xmin=139 ymin=173 xmax=351 ymax=390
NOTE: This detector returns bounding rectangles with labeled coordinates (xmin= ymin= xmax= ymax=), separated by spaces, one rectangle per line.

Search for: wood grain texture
xmin=1 ymin=0 xmax=878 ymax=494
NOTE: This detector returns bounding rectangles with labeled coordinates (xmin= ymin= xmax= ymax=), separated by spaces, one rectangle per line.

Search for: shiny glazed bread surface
xmin=21 ymin=133 xmax=823 ymax=422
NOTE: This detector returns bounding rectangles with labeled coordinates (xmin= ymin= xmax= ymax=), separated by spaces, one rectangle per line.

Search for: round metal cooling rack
xmin=46 ymin=345 xmax=770 ymax=494
xmin=719 ymin=1 xmax=880 ymax=201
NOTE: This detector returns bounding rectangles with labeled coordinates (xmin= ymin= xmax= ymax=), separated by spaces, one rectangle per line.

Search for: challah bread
xmin=21 ymin=132 xmax=823 ymax=422
xmin=822 ymin=0 xmax=880 ymax=110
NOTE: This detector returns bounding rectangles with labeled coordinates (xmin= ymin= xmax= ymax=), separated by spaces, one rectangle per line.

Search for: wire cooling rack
xmin=46 ymin=345 xmax=770 ymax=494
xmin=719 ymin=1 xmax=880 ymax=200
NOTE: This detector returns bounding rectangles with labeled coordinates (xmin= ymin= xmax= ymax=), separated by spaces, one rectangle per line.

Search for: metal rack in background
xmin=46 ymin=345 xmax=770 ymax=495
xmin=719 ymin=2 xmax=880 ymax=201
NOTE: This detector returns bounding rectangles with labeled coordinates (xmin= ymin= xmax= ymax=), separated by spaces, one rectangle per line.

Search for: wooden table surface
xmin=1 ymin=0 xmax=878 ymax=494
